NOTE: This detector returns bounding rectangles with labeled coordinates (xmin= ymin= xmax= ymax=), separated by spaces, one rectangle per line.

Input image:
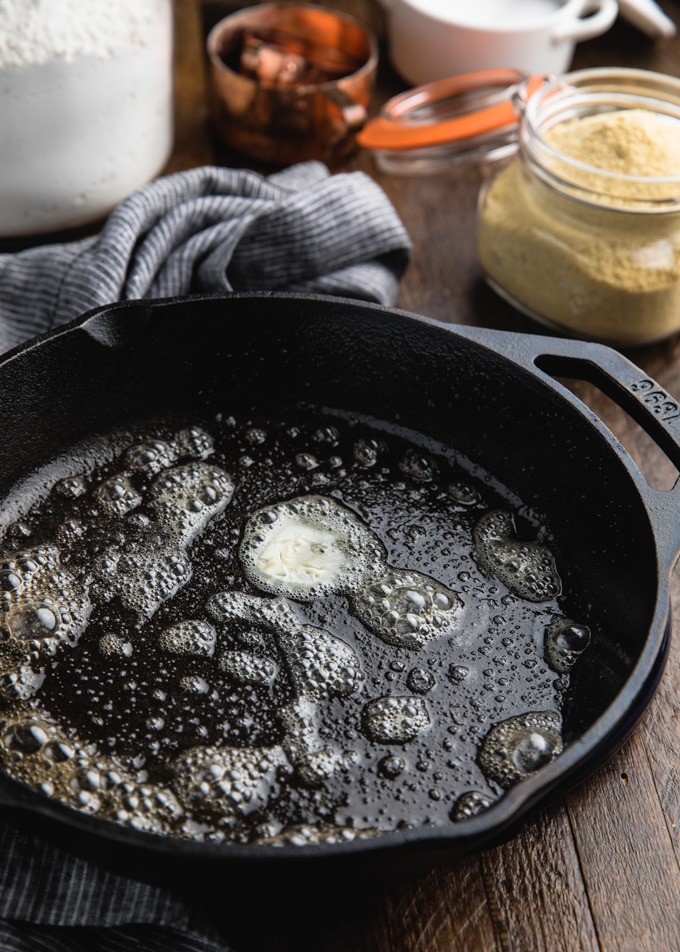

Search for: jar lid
xmin=357 ymin=69 xmax=544 ymax=174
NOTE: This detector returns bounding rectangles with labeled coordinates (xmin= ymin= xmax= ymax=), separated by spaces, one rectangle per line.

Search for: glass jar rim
xmin=520 ymin=67 xmax=680 ymax=208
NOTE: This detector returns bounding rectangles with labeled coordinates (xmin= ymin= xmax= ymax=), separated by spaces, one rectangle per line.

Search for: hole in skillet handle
xmin=534 ymin=346 xmax=680 ymax=545
xmin=456 ymin=321 xmax=680 ymax=574
xmin=536 ymin=351 xmax=680 ymax=483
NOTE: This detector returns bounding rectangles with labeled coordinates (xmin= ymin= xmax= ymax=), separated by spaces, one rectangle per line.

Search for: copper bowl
xmin=207 ymin=3 xmax=378 ymax=167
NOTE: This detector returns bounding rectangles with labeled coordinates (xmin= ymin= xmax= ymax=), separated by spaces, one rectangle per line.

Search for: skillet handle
xmin=469 ymin=330 xmax=680 ymax=570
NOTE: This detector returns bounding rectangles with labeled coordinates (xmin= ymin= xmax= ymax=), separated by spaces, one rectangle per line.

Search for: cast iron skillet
xmin=0 ymin=291 xmax=678 ymax=880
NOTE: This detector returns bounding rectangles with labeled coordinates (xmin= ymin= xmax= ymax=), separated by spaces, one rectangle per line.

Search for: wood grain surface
xmin=172 ymin=3 xmax=680 ymax=949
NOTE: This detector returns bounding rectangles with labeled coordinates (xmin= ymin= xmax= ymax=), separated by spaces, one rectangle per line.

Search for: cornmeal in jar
xmin=478 ymin=108 xmax=680 ymax=344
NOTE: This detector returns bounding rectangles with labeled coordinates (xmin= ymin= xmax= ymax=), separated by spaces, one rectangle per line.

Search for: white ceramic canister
xmin=0 ymin=0 xmax=174 ymax=238
xmin=376 ymin=0 xmax=618 ymax=86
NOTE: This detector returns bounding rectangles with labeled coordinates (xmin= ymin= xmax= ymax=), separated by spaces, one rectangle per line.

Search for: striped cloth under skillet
xmin=0 ymin=161 xmax=411 ymax=952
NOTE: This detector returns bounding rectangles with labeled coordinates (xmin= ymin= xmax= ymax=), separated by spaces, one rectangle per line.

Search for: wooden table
xmin=167 ymin=3 xmax=680 ymax=949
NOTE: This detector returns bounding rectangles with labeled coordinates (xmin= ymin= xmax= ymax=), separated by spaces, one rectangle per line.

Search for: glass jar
xmin=0 ymin=0 xmax=174 ymax=238
xmin=477 ymin=68 xmax=680 ymax=347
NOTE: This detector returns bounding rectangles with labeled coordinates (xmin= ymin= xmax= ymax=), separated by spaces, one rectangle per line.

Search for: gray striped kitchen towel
xmin=0 ymin=161 xmax=411 ymax=355
xmin=0 ymin=160 xmax=410 ymax=950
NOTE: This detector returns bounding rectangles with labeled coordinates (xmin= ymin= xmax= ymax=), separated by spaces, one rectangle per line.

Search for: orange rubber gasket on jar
xmin=357 ymin=69 xmax=545 ymax=151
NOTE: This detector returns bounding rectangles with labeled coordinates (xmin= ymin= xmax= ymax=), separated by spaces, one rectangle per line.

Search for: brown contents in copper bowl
xmin=235 ymin=26 xmax=366 ymax=87
xmin=206 ymin=3 xmax=378 ymax=167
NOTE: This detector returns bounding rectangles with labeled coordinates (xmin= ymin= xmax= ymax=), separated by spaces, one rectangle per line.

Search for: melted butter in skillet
xmin=0 ymin=411 xmax=585 ymax=845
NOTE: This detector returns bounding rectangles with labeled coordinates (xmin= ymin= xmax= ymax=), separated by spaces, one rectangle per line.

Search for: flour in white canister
xmin=0 ymin=0 xmax=164 ymax=67
xmin=0 ymin=0 xmax=174 ymax=237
